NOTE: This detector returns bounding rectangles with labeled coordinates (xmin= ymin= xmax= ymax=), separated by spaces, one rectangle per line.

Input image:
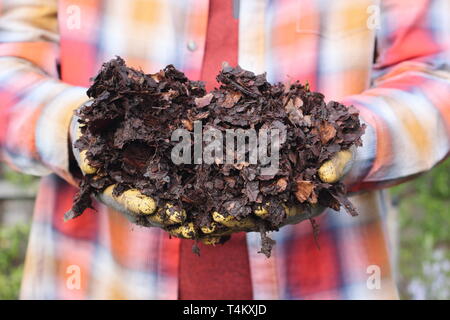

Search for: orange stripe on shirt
xmin=0 ymin=42 xmax=59 ymax=76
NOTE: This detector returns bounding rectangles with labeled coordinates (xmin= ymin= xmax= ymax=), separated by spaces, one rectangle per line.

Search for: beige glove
xmin=71 ymin=101 xmax=354 ymax=243
xmin=181 ymin=149 xmax=355 ymax=244
xmin=318 ymin=149 xmax=354 ymax=183
xmin=69 ymin=110 xmax=188 ymax=229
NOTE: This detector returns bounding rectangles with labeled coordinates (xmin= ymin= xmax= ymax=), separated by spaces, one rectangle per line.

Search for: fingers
xmin=70 ymin=114 xmax=97 ymax=175
xmin=101 ymin=185 xmax=157 ymax=215
xmin=283 ymin=204 xmax=323 ymax=225
xmin=212 ymin=211 xmax=256 ymax=230
xmin=168 ymin=226 xmax=222 ymax=246
xmin=254 ymin=202 xmax=324 ymax=226
xmin=98 ymin=184 xmax=323 ymax=235
xmin=99 ymin=185 xmax=191 ymax=230
xmin=168 ymin=203 xmax=322 ymax=240
xmin=79 ymin=150 xmax=97 ymax=175
xmin=168 ymin=222 xmax=196 ymax=239
xmin=318 ymin=149 xmax=353 ymax=183
xmin=148 ymin=203 xmax=187 ymax=226
xmin=255 ymin=202 xmax=302 ymax=222
xmin=170 ymin=210 xmax=257 ymax=240
xmin=200 ymin=222 xmax=218 ymax=234
xmin=168 ymin=221 xmax=226 ymax=240
xmin=165 ymin=204 xmax=187 ymax=224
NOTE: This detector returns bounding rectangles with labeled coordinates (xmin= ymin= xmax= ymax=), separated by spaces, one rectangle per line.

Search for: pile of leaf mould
xmin=69 ymin=57 xmax=365 ymax=256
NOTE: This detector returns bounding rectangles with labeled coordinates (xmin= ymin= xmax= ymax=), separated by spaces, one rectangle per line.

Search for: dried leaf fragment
xmin=319 ymin=121 xmax=337 ymax=144
xmin=294 ymin=180 xmax=314 ymax=203
xmin=195 ymin=93 xmax=214 ymax=108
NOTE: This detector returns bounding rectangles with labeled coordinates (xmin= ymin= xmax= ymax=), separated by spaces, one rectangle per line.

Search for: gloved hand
xmin=171 ymin=149 xmax=355 ymax=245
xmin=70 ymin=100 xmax=354 ymax=244
xmin=318 ymin=149 xmax=354 ymax=184
xmin=69 ymin=106 xmax=189 ymax=230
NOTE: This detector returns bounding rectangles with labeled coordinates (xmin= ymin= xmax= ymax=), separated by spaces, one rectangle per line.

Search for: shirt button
xmin=187 ymin=40 xmax=198 ymax=52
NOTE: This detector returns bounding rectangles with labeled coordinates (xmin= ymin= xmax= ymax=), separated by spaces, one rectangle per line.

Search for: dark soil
xmin=67 ymin=57 xmax=365 ymax=256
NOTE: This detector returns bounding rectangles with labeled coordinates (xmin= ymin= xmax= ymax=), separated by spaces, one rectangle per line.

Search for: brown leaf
xmin=150 ymin=70 xmax=165 ymax=82
xmin=319 ymin=121 xmax=337 ymax=144
xmin=193 ymin=111 xmax=210 ymax=120
xmin=276 ymin=178 xmax=288 ymax=192
xmin=181 ymin=119 xmax=193 ymax=131
xmin=294 ymin=180 xmax=314 ymax=203
xmin=195 ymin=93 xmax=213 ymax=108
xmin=221 ymin=91 xmax=242 ymax=108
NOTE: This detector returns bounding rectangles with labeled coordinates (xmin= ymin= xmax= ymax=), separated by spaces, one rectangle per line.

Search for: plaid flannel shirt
xmin=0 ymin=0 xmax=449 ymax=299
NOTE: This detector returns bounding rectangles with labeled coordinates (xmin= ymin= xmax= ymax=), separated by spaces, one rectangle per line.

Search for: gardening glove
xmin=193 ymin=148 xmax=355 ymax=243
xmin=285 ymin=148 xmax=355 ymax=224
xmin=69 ymin=107 xmax=187 ymax=229
xmin=283 ymin=147 xmax=355 ymax=225
xmin=286 ymin=148 xmax=355 ymax=224
xmin=318 ymin=148 xmax=354 ymax=183
xmin=168 ymin=212 xmax=258 ymax=245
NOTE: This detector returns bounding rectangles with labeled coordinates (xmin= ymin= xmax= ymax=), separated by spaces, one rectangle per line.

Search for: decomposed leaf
xmin=294 ymin=180 xmax=314 ymax=203
xmin=319 ymin=121 xmax=337 ymax=144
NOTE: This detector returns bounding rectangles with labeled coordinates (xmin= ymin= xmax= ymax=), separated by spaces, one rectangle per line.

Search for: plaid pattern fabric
xmin=0 ymin=0 xmax=449 ymax=299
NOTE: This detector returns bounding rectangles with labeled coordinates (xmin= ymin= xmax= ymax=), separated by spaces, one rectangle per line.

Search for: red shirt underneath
xmin=178 ymin=0 xmax=253 ymax=300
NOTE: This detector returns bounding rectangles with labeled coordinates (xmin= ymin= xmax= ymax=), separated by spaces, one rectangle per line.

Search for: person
xmin=0 ymin=0 xmax=448 ymax=300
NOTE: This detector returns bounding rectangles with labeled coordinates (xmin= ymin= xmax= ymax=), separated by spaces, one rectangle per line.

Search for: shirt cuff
xmin=35 ymin=85 xmax=88 ymax=186
xmin=340 ymin=98 xmax=378 ymax=191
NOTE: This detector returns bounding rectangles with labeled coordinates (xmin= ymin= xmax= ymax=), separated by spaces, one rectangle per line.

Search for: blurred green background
xmin=391 ymin=158 xmax=450 ymax=299
xmin=0 ymin=159 xmax=449 ymax=299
